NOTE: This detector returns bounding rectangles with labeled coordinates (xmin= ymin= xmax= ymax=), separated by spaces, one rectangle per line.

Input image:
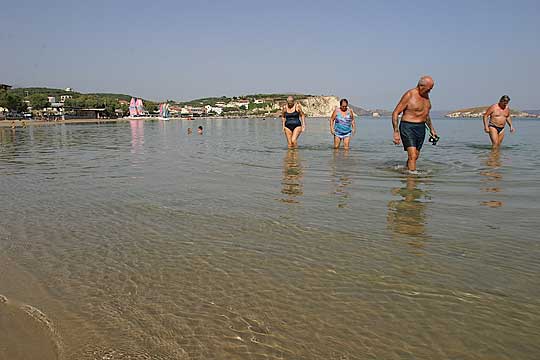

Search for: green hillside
xmin=178 ymin=93 xmax=311 ymax=106
xmin=6 ymin=87 xmax=157 ymax=113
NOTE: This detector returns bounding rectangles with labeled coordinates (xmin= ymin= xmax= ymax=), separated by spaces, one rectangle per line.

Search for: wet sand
xmin=0 ymin=256 xmax=62 ymax=360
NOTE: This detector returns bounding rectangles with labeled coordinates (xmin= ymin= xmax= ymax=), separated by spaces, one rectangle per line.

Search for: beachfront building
xmin=222 ymin=99 xmax=250 ymax=109
xmin=254 ymin=99 xmax=265 ymax=104
xmin=74 ymin=108 xmax=106 ymax=119
xmin=168 ymin=105 xmax=182 ymax=116
xmin=179 ymin=106 xmax=205 ymax=117
xmin=60 ymin=95 xmax=72 ymax=102
xmin=234 ymin=99 xmax=250 ymax=109
xmin=48 ymin=96 xmax=56 ymax=103
xmin=204 ymin=105 xmax=223 ymax=115
xmin=190 ymin=107 xmax=205 ymax=116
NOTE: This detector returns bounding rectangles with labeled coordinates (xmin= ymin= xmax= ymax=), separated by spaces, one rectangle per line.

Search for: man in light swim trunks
xmin=330 ymin=98 xmax=356 ymax=150
xmin=483 ymin=95 xmax=515 ymax=148
xmin=392 ymin=76 xmax=438 ymax=171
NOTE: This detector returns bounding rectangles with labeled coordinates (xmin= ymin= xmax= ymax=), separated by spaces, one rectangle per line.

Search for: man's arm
xmin=483 ymin=106 xmax=494 ymax=133
xmin=507 ymin=110 xmax=515 ymax=132
xmin=425 ymin=115 xmax=436 ymax=136
xmin=392 ymin=91 xmax=410 ymax=144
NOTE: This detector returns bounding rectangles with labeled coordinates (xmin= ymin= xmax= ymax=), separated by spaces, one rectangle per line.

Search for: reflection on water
xmin=331 ymin=149 xmax=352 ymax=208
xmin=130 ymin=120 xmax=145 ymax=154
xmin=0 ymin=128 xmax=16 ymax=145
xmin=387 ymin=176 xmax=430 ymax=249
xmin=480 ymin=149 xmax=504 ymax=208
xmin=280 ymin=149 xmax=303 ymax=203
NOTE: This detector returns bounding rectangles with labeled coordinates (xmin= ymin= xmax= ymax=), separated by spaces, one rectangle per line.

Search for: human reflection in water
xmin=0 ymin=128 xmax=16 ymax=145
xmin=387 ymin=175 xmax=430 ymax=249
xmin=331 ymin=149 xmax=352 ymax=208
xmin=280 ymin=150 xmax=304 ymax=203
xmin=480 ymin=149 xmax=503 ymax=208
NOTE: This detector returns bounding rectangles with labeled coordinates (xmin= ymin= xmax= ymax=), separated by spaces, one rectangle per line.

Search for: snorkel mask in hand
xmin=428 ymin=134 xmax=440 ymax=145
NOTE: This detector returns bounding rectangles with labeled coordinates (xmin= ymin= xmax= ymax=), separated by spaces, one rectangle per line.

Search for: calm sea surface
xmin=0 ymin=117 xmax=539 ymax=360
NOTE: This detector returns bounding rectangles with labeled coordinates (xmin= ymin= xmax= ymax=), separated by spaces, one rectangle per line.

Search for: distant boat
xmin=135 ymin=99 xmax=146 ymax=116
xmin=158 ymin=103 xmax=170 ymax=121
xmin=125 ymin=98 xmax=150 ymax=119
xmin=129 ymin=98 xmax=138 ymax=117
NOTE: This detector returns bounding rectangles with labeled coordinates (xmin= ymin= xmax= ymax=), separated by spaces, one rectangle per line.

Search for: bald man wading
xmin=392 ymin=76 xmax=438 ymax=171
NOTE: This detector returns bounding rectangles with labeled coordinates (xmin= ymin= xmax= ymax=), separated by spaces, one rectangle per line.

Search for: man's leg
xmin=498 ymin=130 xmax=505 ymax=146
xmin=406 ymin=147 xmax=419 ymax=171
xmin=488 ymin=127 xmax=500 ymax=148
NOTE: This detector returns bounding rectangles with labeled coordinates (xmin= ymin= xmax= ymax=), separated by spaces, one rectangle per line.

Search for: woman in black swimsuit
xmin=281 ymin=96 xmax=306 ymax=148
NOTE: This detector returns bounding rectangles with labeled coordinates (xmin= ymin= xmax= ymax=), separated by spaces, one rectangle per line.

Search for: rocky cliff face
xmin=269 ymin=95 xmax=386 ymax=117
xmin=298 ymin=96 xmax=340 ymax=117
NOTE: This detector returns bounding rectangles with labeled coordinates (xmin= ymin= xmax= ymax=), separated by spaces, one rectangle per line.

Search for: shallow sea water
xmin=0 ymin=117 xmax=539 ymax=359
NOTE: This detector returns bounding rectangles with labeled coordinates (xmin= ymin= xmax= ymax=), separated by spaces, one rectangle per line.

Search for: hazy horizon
xmin=2 ymin=0 xmax=539 ymax=110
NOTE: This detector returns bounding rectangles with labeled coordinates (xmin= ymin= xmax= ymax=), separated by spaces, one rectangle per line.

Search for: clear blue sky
xmin=1 ymin=0 xmax=539 ymax=110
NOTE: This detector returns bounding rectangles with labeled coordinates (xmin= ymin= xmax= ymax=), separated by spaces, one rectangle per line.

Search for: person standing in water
xmin=392 ymin=76 xmax=438 ymax=172
xmin=281 ymin=96 xmax=306 ymax=149
xmin=330 ymin=99 xmax=356 ymax=150
xmin=483 ymin=95 xmax=515 ymax=148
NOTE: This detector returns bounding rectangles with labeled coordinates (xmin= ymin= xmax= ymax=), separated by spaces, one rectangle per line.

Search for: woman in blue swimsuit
xmin=330 ymin=99 xmax=356 ymax=150
xmin=281 ymin=96 xmax=306 ymax=149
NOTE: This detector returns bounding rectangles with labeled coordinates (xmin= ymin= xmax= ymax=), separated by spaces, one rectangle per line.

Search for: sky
xmin=1 ymin=0 xmax=539 ymax=110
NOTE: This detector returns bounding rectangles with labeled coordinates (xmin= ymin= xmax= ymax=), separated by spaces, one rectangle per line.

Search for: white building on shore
xmin=204 ymin=105 xmax=223 ymax=115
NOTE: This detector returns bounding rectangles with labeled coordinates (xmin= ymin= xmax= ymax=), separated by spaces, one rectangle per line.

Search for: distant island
xmin=0 ymin=85 xmax=391 ymax=119
xmin=446 ymin=106 xmax=540 ymax=118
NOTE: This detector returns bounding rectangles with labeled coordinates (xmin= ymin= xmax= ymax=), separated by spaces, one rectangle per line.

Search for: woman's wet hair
xmin=500 ymin=95 xmax=510 ymax=102
xmin=340 ymin=99 xmax=349 ymax=106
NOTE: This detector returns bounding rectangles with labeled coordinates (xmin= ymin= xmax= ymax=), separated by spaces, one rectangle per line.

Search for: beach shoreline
xmin=0 ymin=116 xmax=275 ymax=128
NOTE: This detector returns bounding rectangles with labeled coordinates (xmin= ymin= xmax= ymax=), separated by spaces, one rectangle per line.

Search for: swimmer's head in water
xmin=287 ymin=96 xmax=295 ymax=107
xmin=499 ymin=95 xmax=510 ymax=108
xmin=417 ymin=76 xmax=434 ymax=96
xmin=340 ymin=98 xmax=348 ymax=111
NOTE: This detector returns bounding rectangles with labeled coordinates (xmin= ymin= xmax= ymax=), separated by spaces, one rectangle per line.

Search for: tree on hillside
xmin=29 ymin=93 xmax=50 ymax=110
xmin=145 ymin=102 xmax=158 ymax=113
xmin=0 ymin=92 xmax=27 ymax=112
xmin=63 ymin=98 xmax=81 ymax=109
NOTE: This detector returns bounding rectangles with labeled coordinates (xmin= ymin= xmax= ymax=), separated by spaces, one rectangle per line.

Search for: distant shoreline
xmin=0 ymin=114 xmax=381 ymax=128
xmin=2 ymin=115 xmax=538 ymax=128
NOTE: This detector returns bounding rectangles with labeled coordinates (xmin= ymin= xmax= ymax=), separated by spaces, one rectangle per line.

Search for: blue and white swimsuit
xmin=334 ymin=108 xmax=353 ymax=138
